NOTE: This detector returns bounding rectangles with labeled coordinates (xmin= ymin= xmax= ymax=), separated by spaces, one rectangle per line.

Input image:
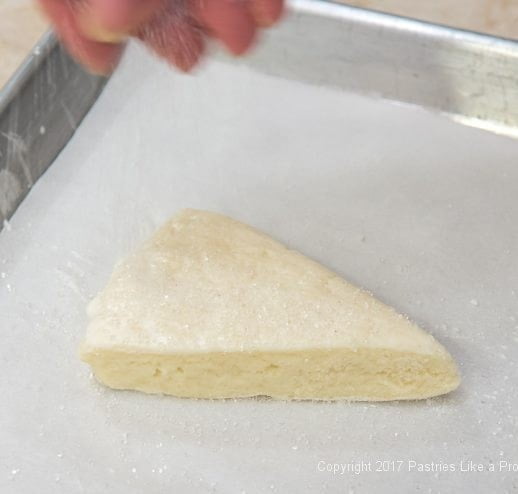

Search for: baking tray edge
xmin=0 ymin=31 xmax=108 ymax=231
xmin=238 ymin=0 xmax=518 ymax=138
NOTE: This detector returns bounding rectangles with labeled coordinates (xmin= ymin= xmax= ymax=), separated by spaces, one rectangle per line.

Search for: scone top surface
xmin=83 ymin=209 xmax=454 ymax=361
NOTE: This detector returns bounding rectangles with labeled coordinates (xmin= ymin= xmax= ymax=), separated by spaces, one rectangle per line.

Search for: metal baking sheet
xmin=2 ymin=2 xmax=518 ymax=493
xmin=0 ymin=31 xmax=107 ymax=228
xmin=241 ymin=0 xmax=518 ymax=137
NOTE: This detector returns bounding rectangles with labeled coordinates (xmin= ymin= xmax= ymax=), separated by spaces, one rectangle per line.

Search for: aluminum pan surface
xmin=1 ymin=43 xmax=517 ymax=493
xmin=0 ymin=31 xmax=107 ymax=228
xmin=238 ymin=0 xmax=518 ymax=137
xmin=2 ymin=0 xmax=518 ymax=233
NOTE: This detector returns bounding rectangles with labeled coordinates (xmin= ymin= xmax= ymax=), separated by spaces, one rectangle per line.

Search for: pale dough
xmin=81 ymin=209 xmax=460 ymax=401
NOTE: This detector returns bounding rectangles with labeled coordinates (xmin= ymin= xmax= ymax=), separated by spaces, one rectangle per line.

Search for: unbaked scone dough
xmin=81 ymin=209 xmax=460 ymax=400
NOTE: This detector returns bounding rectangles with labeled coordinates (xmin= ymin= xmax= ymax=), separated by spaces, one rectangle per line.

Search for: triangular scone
xmin=81 ymin=209 xmax=460 ymax=401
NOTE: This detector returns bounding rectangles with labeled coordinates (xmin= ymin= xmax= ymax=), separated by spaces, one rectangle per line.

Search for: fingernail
xmin=81 ymin=20 xmax=127 ymax=42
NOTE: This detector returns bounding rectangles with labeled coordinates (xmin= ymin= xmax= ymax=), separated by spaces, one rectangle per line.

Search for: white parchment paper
xmin=1 ymin=43 xmax=517 ymax=493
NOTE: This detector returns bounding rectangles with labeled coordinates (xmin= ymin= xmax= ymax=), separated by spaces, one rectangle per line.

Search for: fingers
xmin=79 ymin=0 xmax=164 ymax=41
xmin=249 ymin=0 xmax=284 ymax=27
xmin=138 ymin=5 xmax=204 ymax=71
xmin=38 ymin=0 xmax=285 ymax=73
xmin=88 ymin=0 xmax=164 ymax=32
xmin=38 ymin=0 xmax=124 ymax=74
xmin=197 ymin=0 xmax=256 ymax=55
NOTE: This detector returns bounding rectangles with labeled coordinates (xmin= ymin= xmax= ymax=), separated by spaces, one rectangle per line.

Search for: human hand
xmin=37 ymin=0 xmax=284 ymax=73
